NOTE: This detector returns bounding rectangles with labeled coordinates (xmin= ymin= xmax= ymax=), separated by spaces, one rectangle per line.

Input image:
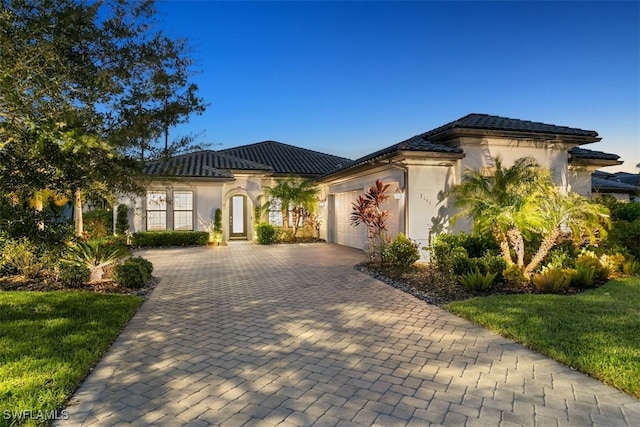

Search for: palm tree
xmin=289 ymin=179 xmax=318 ymax=238
xmin=524 ymin=191 xmax=610 ymax=276
xmin=450 ymin=156 xmax=546 ymax=266
xmin=263 ymin=177 xmax=318 ymax=237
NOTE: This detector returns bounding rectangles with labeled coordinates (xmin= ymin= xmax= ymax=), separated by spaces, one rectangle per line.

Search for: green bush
xmin=84 ymin=209 xmax=113 ymax=239
xmin=610 ymin=202 xmax=640 ymax=222
xmin=276 ymin=227 xmax=294 ymax=242
xmin=575 ymin=251 xmax=611 ymax=282
xmin=383 ymin=233 xmax=420 ymax=272
xmin=114 ymin=261 xmax=147 ymax=289
xmin=127 ymin=257 xmax=153 ymax=280
xmin=623 ymin=259 xmax=640 ymax=276
xmin=116 ymin=205 xmax=130 ymax=235
xmin=429 ymin=232 xmax=498 ymax=273
xmin=532 ymin=267 xmax=572 ymax=293
xmin=503 ymin=264 xmax=527 ymax=287
xmin=606 ymin=219 xmax=640 ymax=260
xmin=459 ymin=268 xmax=497 ymax=292
xmin=63 ymin=240 xmax=128 ymax=281
xmin=1 ymin=238 xmax=44 ymax=279
xmin=571 ymin=265 xmax=596 ymax=288
xmin=256 ymin=223 xmax=277 ymax=245
xmin=58 ymin=263 xmax=91 ymax=287
xmin=132 ymin=231 xmax=209 ymax=247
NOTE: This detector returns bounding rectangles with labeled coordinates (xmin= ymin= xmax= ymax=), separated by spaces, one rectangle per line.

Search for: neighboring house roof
xmin=592 ymin=176 xmax=639 ymax=194
xmin=144 ymin=150 xmax=272 ymax=178
xmin=219 ymin=140 xmax=352 ymax=177
xmin=426 ymin=113 xmax=600 ymax=139
xmin=612 ymin=172 xmax=640 ymax=186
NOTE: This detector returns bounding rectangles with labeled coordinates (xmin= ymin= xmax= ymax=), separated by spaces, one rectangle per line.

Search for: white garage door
xmin=330 ymin=191 xmax=367 ymax=250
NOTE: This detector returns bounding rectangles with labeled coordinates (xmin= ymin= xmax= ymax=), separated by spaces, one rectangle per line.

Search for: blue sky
xmin=155 ymin=1 xmax=639 ymax=172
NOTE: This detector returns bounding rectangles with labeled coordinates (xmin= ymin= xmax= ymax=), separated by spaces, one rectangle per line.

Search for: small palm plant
xmin=63 ymin=241 xmax=128 ymax=282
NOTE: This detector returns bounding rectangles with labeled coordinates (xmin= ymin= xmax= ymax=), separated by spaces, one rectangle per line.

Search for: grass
xmin=446 ymin=277 xmax=640 ymax=398
xmin=0 ymin=291 xmax=142 ymax=427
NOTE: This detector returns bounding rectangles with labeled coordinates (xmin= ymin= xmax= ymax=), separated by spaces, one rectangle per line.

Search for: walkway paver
xmin=57 ymin=243 xmax=640 ymax=426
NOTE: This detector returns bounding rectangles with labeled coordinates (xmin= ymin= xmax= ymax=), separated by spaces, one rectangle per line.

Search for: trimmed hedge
xmin=132 ymin=231 xmax=209 ymax=247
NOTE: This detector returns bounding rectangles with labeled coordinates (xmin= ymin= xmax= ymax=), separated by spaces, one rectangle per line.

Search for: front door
xmin=229 ymin=195 xmax=247 ymax=239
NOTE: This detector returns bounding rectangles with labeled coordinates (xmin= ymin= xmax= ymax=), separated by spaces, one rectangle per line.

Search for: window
xmin=146 ymin=191 xmax=167 ymax=231
xmin=173 ymin=191 xmax=193 ymax=230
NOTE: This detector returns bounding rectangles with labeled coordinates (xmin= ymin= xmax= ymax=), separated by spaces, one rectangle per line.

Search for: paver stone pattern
xmin=57 ymin=243 xmax=640 ymax=426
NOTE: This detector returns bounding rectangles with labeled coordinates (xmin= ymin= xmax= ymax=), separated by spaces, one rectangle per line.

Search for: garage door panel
xmin=331 ymin=191 xmax=367 ymax=250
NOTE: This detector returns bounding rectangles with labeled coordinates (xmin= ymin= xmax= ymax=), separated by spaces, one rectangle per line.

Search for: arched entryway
xmin=229 ymin=194 xmax=247 ymax=239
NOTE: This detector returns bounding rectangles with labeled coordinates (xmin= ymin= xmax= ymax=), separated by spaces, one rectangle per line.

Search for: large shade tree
xmin=0 ymin=0 xmax=207 ymax=236
xmin=450 ymin=156 xmax=610 ymax=278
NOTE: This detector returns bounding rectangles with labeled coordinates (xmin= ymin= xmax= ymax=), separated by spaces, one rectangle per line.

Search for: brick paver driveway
xmin=59 ymin=243 xmax=640 ymax=426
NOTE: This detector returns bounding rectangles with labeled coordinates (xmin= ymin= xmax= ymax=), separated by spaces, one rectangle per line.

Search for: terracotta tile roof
xmin=219 ymin=140 xmax=352 ymax=176
xmin=426 ymin=113 xmax=599 ymax=138
xmin=144 ymin=150 xmax=272 ymax=178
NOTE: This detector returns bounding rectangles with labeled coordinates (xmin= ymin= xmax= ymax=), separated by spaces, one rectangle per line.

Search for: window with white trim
xmin=173 ymin=191 xmax=193 ymax=230
xmin=146 ymin=191 xmax=167 ymax=231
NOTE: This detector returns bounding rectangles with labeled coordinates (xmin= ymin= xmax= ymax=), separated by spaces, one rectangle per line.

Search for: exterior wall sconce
xmin=393 ymin=186 xmax=404 ymax=200
xmin=319 ymin=199 xmax=327 ymax=207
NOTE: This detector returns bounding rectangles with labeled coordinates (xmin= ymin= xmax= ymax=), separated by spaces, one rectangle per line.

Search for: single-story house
xmin=117 ymin=113 xmax=626 ymax=256
xmin=591 ymin=170 xmax=639 ymax=201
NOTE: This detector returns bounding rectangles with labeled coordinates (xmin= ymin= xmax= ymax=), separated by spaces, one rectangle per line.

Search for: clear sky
xmin=155 ymin=1 xmax=640 ymax=172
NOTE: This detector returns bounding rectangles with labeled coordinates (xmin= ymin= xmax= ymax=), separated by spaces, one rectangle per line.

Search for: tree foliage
xmin=263 ymin=177 xmax=318 ymax=238
xmin=450 ymin=157 xmax=610 ymax=279
xmin=0 ymin=0 xmax=206 ymax=237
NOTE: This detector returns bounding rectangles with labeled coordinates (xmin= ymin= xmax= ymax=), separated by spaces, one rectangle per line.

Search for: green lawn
xmin=446 ymin=277 xmax=640 ymax=398
xmin=0 ymin=291 xmax=142 ymax=427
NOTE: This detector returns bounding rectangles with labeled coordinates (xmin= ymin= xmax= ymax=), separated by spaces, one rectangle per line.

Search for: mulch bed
xmin=0 ymin=275 xmax=159 ymax=299
xmin=356 ymin=262 xmax=550 ymax=307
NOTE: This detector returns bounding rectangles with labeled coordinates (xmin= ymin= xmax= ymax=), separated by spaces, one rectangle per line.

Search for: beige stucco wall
xmin=568 ymin=166 xmax=594 ymax=197
xmin=456 ymin=136 xmax=574 ymax=194
xmin=118 ymin=174 xmax=266 ymax=242
xmin=405 ymin=161 xmax=459 ymax=259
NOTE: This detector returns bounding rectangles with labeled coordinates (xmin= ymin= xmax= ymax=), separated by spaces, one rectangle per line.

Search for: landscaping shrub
xmin=503 ymin=264 xmax=527 ymax=287
xmin=127 ymin=257 xmax=153 ymax=280
xmin=606 ymin=219 xmax=640 ymax=260
xmin=64 ymin=240 xmax=129 ymax=281
xmin=84 ymin=209 xmax=113 ymax=239
xmin=429 ymin=232 xmax=498 ymax=272
xmin=571 ymin=264 xmax=596 ymax=288
xmin=256 ymin=223 xmax=277 ymax=245
xmin=116 ymin=204 xmax=130 ymax=235
xmin=212 ymin=208 xmax=223 ymax=243
xmin=132 ymin=231 xmax=209 ymax=247
xmin=459 ymin=268 xmax=497 ymax=292
xmin=623 ymin=259 xmax=640 ymax=276
xmin=114 ymin=261 xmax=147 ymax=289
xmin=1 ymin=238 xmax=44 ymax=279
xmin=58 ymin=263 xmax=91 ymax=287
xmin=532 ymin=267 xmax=572 ymax=293
xmin=276 ymin=227 xmax=294 ymax=242
xmin=383 ymin=233 xmax=420 ymax=272
xmin=575 ymin=251 xmax=611 ymax=282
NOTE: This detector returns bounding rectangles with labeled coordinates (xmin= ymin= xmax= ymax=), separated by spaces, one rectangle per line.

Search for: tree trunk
xmin=74 ymin=189 xmax=83 ymax=237
xmin=495 ymin=231 xmax=513 ymax=266
xmin=525 ymin=226 xmax=561 ymax=277
xmin=507 ymin=227 xmax=526 ymax=267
